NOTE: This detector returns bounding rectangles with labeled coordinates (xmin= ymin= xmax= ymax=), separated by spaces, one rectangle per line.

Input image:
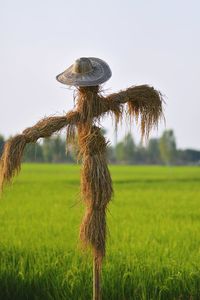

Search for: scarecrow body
xmin=0 ymin=57 xmax=164 ymax=300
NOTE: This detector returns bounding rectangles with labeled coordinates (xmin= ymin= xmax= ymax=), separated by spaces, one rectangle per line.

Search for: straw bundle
xmin=66 ymin=87 xmax=113 ymax=266
xmin=0 ymin=112 xmax=80 ymax=191
xmin=73 ymin=85 xmax=164 ymax=141
xmin=78 ymin=125 xmax=112 ymax=266
xmin=105 ymin=85 xmax=164 ymax=139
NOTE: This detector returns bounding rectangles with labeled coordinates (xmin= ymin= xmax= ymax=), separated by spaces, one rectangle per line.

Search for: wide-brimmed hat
xmin=56 ymin=57 xmax=112 ymax=87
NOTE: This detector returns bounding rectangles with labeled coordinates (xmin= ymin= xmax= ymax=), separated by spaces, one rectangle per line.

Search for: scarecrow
xmin=0 ymin=57 xmax=164 ymax=300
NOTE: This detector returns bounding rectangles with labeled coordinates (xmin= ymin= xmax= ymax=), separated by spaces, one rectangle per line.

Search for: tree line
xmin=0 ymin=130 xmax=199 ymax=165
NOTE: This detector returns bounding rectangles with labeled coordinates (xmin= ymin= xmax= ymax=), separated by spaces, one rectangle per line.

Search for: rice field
xmin=0 ymin=164 xmax=200 ymax=300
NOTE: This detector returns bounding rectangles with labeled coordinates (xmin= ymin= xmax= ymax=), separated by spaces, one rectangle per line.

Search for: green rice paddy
xmin=0 ymin=164 xmax=200 ymax=299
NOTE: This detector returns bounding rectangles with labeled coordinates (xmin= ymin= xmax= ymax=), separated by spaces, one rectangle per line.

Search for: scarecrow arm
xmin=104 ymin=85 xmax=164 ymax=139
xmin=0 ymin=111 xmax=79 ymax=191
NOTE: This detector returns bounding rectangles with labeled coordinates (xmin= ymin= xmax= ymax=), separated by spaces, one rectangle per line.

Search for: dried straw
xmin=105 ymin=85 xmax=164 ymax=139
xmin=0 ymin=112 xmax=80 ymax=191
xmin=71 ymin=87 xmax=114 ymax=265
xmin=78 ymin=125 xmax=112 ymax=266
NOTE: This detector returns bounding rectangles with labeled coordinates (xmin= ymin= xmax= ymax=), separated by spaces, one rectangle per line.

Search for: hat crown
xmin=56 ymin=57 xmax=112 ymax=86
xmin=72 ymin=57 xmax=93 ymax=74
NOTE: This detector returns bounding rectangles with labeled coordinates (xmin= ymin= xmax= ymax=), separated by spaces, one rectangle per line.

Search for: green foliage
xmin=25 ymin=136 xmax=75 ymax=163
xmin=23 ymin=143 xmax=44 ymax=162
xmin=177 ymin=149 xmax=200 ymax=165
xmin=0 ymin=164 xmax=200 ymax=299
xmin=1 ymin=131 xmax=200 ymax=165
xmin=115 ymin=141 xmax=125 ymax=162
xmin=0 ymin=134 xmax=5 ymax=157
xmin=124 ymin=133 xmax=136 ymax=164
xmin=115 ymin=133 xmax=135 ymax=164
xmin=159 ymin=130 xmax=177 ymax=165
xmin=134 ymin=143 xmax=148 ymax=165
xmin=147 ymin=138 xmax=161 ymax=164
xmin=43 ymin=136 xmax=68 ymax=163
xmin=106 ymin=145 xmax=116 ymax=163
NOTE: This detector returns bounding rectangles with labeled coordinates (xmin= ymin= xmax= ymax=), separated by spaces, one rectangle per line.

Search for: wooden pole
xmin=93 ymin=256 xmax=101 ymax=300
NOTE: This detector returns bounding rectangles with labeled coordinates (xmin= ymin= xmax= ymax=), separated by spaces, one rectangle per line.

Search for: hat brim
xmin=56 ymin=57 xmax=112 ymax=87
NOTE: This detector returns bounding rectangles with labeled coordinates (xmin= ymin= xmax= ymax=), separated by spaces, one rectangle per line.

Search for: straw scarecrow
xmin=0 ymin=57 xmax=164 ymax=300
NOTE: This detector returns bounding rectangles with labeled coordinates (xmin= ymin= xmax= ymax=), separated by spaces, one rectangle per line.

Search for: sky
xmin=1 ymin=0 xmax=200 ymax=149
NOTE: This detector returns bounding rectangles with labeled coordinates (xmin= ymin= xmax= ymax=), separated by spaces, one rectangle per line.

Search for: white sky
xmin=1 ymin=0 xmax=200 ymax=149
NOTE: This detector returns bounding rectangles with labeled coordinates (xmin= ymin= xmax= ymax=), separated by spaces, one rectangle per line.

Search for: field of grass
xmin=0 ymin=164 xmax=200 ymax=299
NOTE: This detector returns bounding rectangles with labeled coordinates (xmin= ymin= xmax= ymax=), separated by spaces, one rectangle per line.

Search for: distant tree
xmin=115 ymin=141 xmax=125 ymax=163
xmin=0 ymin=135 xmax=5 ymax=157
xmin=159 ymin=130 xmax=177 ymax=165
xmin=177 ymin=149 xmax=200 ymax=165
xmin=147 ymin=138 xmax=161 ymax=164
xmin=124 ymin=133 xmax=136 ymax=164
xmin=23 ymin=142 xmax=44 ymax=162
xmin=115 ymin=133 xmax=135 ymax=164
xmin=184 ymin=149 xmax=200 ymax=163
xmin=51 ymin=136 xmax=66 ymax=162
xmin=135 ymin=143 xmax=148 ymax=164
xmin=42 ymin=138 xmax=53 ymax=162
xmin=106 ymin=145 xmax=116 ymax=163
xmin=4 ymin=128 xmax=200 ymax=166
xmin=42 ymin=135 xmax=74 ymax=163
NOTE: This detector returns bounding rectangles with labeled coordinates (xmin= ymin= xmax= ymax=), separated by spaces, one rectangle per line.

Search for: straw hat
xmin=56 ymin=57 xmax=112 ymax=87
